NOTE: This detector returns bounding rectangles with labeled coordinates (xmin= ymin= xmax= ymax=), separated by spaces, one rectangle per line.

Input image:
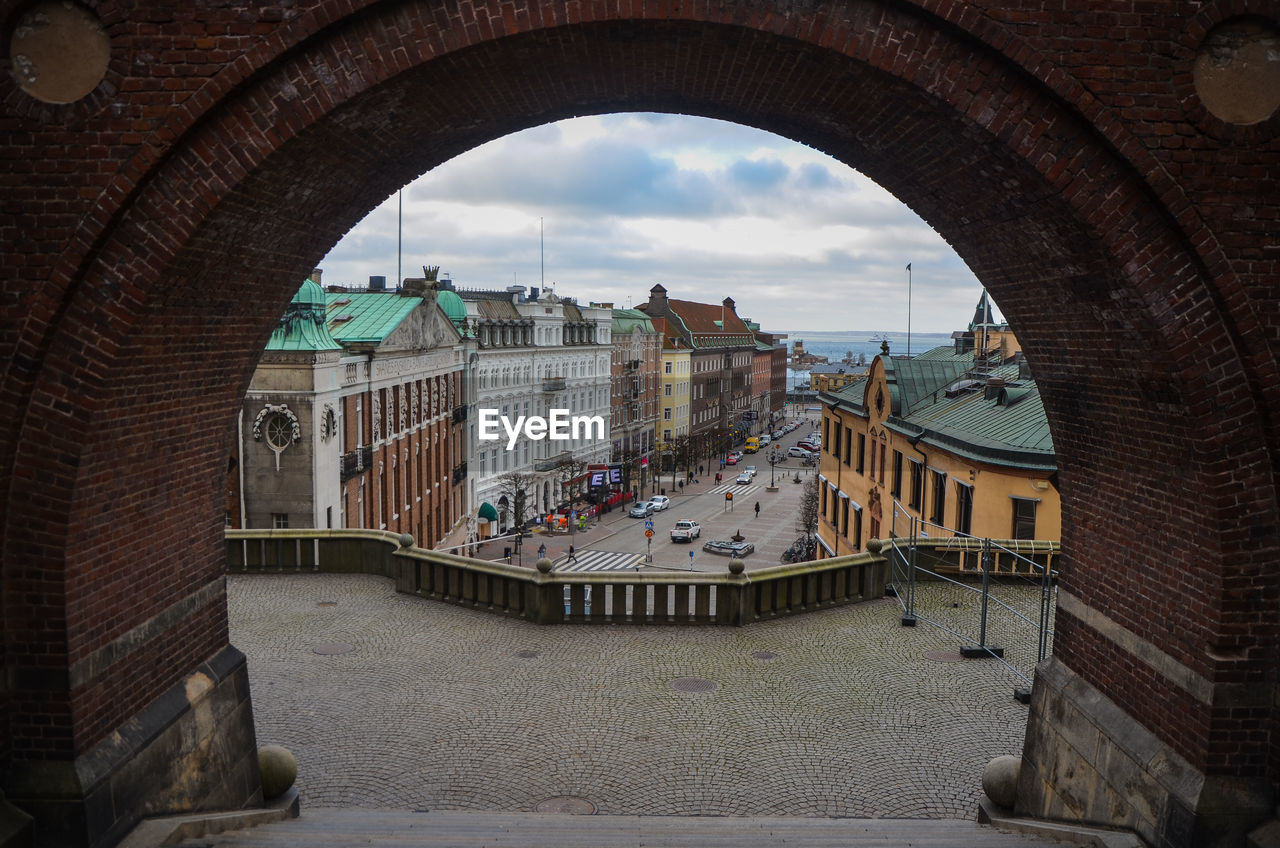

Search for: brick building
xmin=608 ymin=307 xmax=661 ymax=495
xmin=231 ymin=274 xmax=469 ymax=548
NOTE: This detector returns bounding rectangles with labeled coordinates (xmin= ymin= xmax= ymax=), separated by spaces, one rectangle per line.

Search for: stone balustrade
xmin=225 ymin=530 xmax=888 ymax=626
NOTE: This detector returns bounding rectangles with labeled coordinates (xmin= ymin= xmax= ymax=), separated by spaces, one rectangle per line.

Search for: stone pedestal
xmin=4 ymin=647 xmax=262 ymax=848
xmin=1018 ymin=657 xmax=1272 ymax=848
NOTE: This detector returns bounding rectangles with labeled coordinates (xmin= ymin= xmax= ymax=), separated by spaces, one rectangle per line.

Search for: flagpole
xmin=397 ymin=188 xmax=403 ymax=288
xmin=906 ymin=262 xmax=912 ymax=357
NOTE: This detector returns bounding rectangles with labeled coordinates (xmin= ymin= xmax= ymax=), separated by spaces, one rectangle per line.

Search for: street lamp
xmin=769 ymin=449 xmax=781 ymax=486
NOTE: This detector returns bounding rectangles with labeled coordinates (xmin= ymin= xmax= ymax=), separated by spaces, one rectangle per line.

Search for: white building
xmin=456 ymin=284 xmax=613 ymax=534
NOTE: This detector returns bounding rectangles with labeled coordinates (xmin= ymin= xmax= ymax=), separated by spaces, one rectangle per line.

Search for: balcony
xmin=541 ymin=377 xmax=567 ymax=393
xmin=452 ymin=461 xmax=468 ymax=485
xmin=534 ymin=451 xmax=572 ymax=472
xmin=340 ymin=446 xmax=373 ymax=481
xmin=452 ymin=404 xmax=468 ymax=424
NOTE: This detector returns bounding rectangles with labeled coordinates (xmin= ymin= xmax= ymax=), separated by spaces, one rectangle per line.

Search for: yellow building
xmin=816 ymin=297 xmax=1057 ymax=557
xmin=657 ymin=342 xmax=691 ymax=450
xmin=808 ymin=364 xmax=867 ymax=393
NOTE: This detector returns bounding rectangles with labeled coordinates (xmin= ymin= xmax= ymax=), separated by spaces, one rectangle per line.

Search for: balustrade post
xmin=393 ymin=533 xmax=416 ymax=594
xmin=529 ymin=557 xmax=562 ymax=625
xmin=717 ymin=559 xmax=749 ymax=626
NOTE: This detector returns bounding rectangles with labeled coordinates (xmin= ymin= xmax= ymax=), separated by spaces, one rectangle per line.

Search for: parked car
xmin=771 ymin=430 xmax=786 ymax=440
xmin=759 ymin=435 xmax=772 ymax=445
xmin=725 ymin=455 xmax=738 ymax=466
xmin=736 ymin=471 xmax=752 ymax=484
xmin=788 ymin=445 xmax=816 ymax=457
xmin=744 ymin=466 xmax=757 ymax=477
xmin=702 ymin=539 xmax=755 ymax=556
xmin=670 ymin=519 xmax=702 ymax=542
xmin=629 ymin=501 xmax=655 ymax=518
xmin=649 ymin=495 xmax=671 ymax=511
xmin=729 ymin=450 xmax=744 ymax=460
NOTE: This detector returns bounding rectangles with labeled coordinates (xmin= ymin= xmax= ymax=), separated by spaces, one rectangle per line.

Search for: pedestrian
xmin=698 ymin=464 xmax=704 ymax=475
xmin=567 ymin=544 xmax=578 ymax=564
xmin=754 ymin=501 xmax=761 ymax=518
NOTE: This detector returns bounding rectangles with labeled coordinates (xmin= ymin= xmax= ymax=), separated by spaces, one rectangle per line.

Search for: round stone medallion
xmin=535 ymin=796 xmax=596 ymax=814
xmin=671 ymin=677 xmax=718 ymax=693
xmin=312 ymin=641 xmax=355 ymax=655
xmin=9 ymin=1 xmax=111 ymax=104
xmin=1193 ymin=17 xmax=1280 ymax=126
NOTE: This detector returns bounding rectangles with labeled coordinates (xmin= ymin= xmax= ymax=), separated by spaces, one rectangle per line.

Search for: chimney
xmin=310 ymin=268 xmax=322 ymax=284
xmin=723 ymin=296 xmax=736 ymax=312
xmin=368 ymin=275 xmax=386 ymax=291
xmin=647 ymin=284 xmax=668 ymax=315
xmin=984 ymin=376 xmax=1006 ymax=400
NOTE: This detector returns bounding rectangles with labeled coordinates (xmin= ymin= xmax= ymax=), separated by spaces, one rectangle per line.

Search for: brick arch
xmin=3 ymin=2 xmax=1277 ymax=845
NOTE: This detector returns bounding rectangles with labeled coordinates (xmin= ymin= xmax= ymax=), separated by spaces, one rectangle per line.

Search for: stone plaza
xmin=230 ymin=572 xmax=1030 ymax=818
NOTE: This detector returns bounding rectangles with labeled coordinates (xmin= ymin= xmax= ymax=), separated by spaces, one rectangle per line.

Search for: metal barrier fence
xmin=887 ymin=503 xmax=1057 ymax=697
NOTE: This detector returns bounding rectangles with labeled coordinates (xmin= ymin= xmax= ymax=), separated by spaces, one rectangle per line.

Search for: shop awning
xmin=478 ymin=502 xmax=499 ymax=521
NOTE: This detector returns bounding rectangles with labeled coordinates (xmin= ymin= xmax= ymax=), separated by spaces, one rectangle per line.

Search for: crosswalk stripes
xmin=708 ymin=481 xmax=761 ymax=497
xmin=553 ymin=550 xmax=646 ymax=572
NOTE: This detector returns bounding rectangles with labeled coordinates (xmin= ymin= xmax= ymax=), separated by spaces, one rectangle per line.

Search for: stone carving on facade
xmin=251 ymin=403 xmax=301 ymax=472
xmin=399 ymin=387 xmax=407 ymax=432
xmin=411 ymin=383 xmax=420 ymax=426
xmin=371 ymin=393 xmax=382 ymax=442
xmin=319 ymin=404 xmax=337 ymax=442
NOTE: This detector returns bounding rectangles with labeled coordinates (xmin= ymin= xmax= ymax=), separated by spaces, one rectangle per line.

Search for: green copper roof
xmin=325 ymin=292 xmax=420 ymax=345
xmin=823 ymin=346 xmax=1054 ymax=471
xmin=266 ymin=278 xmax=343 ymax=351
xmin=437 ymin=289 xmax=467 ymax=326
xmin=612 ymin=308 xmax=657 ymax=334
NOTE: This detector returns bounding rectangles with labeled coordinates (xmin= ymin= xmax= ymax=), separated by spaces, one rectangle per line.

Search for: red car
xmin=725 ymin=455 xmax=738 ymax=466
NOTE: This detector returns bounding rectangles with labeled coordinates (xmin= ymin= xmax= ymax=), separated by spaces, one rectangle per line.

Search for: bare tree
xmin=797 ymin=473 xmax=820 ymax=545
xmin=495 ymin=470 xmax=536 ymax=530
xmin=556 ymin=457 xmax=589 ymax=506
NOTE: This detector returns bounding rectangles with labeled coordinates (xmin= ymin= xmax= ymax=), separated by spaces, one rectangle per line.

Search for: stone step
xmin=175 ymin=809 xmax=1071 ymax=847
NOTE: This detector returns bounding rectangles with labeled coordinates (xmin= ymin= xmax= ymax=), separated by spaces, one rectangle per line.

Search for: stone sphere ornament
xmin=982 ymin=754 xmax=1022 ymax=809
xmin=258 ymin=744 xmax=297 ymax=800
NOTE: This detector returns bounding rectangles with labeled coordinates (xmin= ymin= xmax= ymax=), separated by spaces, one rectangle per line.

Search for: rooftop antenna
xmin=540 ymin=217 xmax=545 ymax=290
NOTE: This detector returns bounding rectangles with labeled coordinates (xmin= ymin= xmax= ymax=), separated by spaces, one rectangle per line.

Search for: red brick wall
xmin=1 ymin=0 xmax=1276 ymax=796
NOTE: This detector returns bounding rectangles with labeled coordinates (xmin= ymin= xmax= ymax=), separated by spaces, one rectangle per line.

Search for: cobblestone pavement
xmin=230 ymin=574 xmax=1029 ymax=818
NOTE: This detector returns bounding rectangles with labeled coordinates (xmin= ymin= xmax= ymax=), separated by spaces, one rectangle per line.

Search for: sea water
xmin=783 ymin=329 xmax=954 ymax=390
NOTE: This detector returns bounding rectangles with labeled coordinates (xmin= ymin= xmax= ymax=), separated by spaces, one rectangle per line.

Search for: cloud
xmin=320 ymin=113 xmax=988 ymax=332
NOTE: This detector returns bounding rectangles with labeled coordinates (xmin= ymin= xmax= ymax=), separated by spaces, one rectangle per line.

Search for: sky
xmin=319 ymin=113 xmax=1000 ymax=334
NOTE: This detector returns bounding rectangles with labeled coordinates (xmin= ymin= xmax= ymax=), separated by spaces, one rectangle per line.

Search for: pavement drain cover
xmin=672 ymin=677 xmax=718 ymax=693
xmin=316 ymin=601 xmax=337 ymax=607
xmin=535 ymin=796 xmax=596 ymax=814
xmin=312 ymin=642 xmax=355 ymax=655
xmin=925 ymin=649 xmax=964 ymax=663
xmin=514 ymin=649 xmax=540 ymax=659
xmin=752 ymin=651 xmax=778 ymax=661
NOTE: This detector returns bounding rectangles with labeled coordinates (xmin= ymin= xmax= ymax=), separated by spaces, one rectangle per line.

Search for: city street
xmin=544 ymin=415 xmax=825 ymax=572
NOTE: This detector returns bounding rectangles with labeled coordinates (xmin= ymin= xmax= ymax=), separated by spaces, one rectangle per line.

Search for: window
xmin=955 ymin=482 xmax=973 ymax=536
xmin=909 ymin=460 xmax=924 ymax=510
xmin=856 ymin=433 xmax=865 ymax=474
xmin=664 ymin=384 xmax=672 ymax=396
xmin=892 ymin=451 xmax=903 ymax=497
xmin=271 ymin=513 xmax=289 ymax=529
xmin=879 ymin=438 xmax=887 ymax=481
xmin=663 ymin=408 xmax=671 ymax=420
xmin=1013 ymin=498 xmax=1038 ymax=540
xmin=929 ymin=470 xmax=947 ymax=525
xmin=853 ymin=504 xmax=863 ymax=549
xmin=663 ymin=428 xmax=672 ymax=442
xmin=840 ymin=496 xmax=849 ymax=536
xmin=820 ymin=485 xmax=828 ymax=516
